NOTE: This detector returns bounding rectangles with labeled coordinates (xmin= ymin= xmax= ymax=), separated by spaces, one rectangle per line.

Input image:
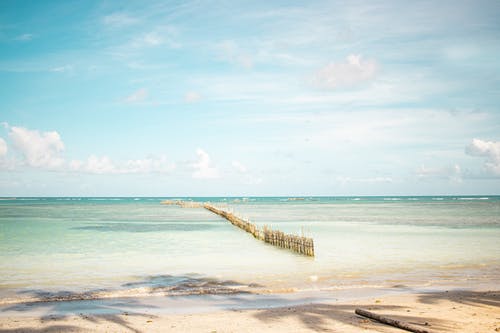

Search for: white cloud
xmin=102 ymin=13 xmax=138 ymax=27
xmin=242 ymin=175 xmax=263 ymax=185
xmin=68 ymin=159 xmax=83 ymax=171
xmin=230 ymin=160 xmax=263 ymax=185
xmin=70 ymin=155 xmax=175 ymax=174
xmin=232 ymin=160 xmax=248 ymax=173
xmin=4 ymin=124 xmax=176 ymax=175
xmin=416 ymin=164 xmax=462 ymax=183
xmin=191 ymin=149 xmax=219 ymax=179
xmin=465 ymin=138 xmax=500 ymax=176
xmin=123 ymin=156 xmax=175 ymax=174
xmin=0 ymin=138 xmax=7 ymax=157
xmin=125 ymin=88 xmax=148 ymax=103
xmin=9 ymin=126 xmax=65 ymax=169
xmin=184 ymin=91 xmax=202 ymax=103
xmin=337 ymin=176 xmax=393 ymax=185
xmin=312 ymin=54 xmax=378 ymax=89
xmin=75 ymin=155 xmax=116 ymax=174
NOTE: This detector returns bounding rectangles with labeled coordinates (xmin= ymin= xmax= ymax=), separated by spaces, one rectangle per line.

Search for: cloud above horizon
xmin=466 ymin=139 xmax=500 ymax=176
xmin=416 ymin=164 xmax=462 ymax=183
xmin=232 ymin=160 xmax=247 ymax=173
xmin=9 ymin=126 xmax=65 ymax=169
xmin=3 ymin=125 xmax=176 ymax=175
xmin=312 ymin=55 xmax=378 ymax=89
xmin=70 ymin=155 xmax=175 ymax=174
xmin=0 ymin=138 xmax=7 ymax=157
xmin=191 ymin=149 xmax=219 ymax=179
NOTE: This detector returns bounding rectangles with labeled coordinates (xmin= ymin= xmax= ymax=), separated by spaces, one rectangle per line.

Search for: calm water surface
xmin=0 ymin=196 xmax=499 ymax=301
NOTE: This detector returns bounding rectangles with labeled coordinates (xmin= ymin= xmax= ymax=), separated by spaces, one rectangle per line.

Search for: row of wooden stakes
xmin=161 ymin=200 xmax=204 ymax=208
xmin=203 ymin=203 xmax=315 ymax=257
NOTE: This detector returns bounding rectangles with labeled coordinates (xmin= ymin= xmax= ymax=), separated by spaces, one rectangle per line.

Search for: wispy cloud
xmin=50 ymin=65 xmax=73 ymax=73
xmin=232 ymin=160 xmax=247 ymax=173
xmin=102 ymin=13 xmax=139 ymax=27
xmin=70 ymin=155 xmax=175 ymax=174
xmin=215 ymin=40 xmax=254 ymax=68
xmin=337 ymin=176 xmax=393 ymax=184
xmin=142 ymin=32 xmax=163 ymax=46
xmin=184 ymin=91 xmax=201 ymax=103
xmin=230 ymin=160 xmax=263 ymax=185
xmin=130 ymin=27 xmax=181 ymax=49
xmin=125 ymin=88 xmax=148 ymax=103
xmin=14 ymin=33 xmax=33 ymax=41
xmin=416 ymin=164 xmax=462 ymax=183
xmin=70 ymin=155 xmax=115 ymax=174
xmin=312 ymin=55 xmax=378 ymax=89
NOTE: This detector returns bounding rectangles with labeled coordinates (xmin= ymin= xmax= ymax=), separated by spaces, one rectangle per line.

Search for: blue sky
xmin=1 ymin=0 xmax=500 ymax=196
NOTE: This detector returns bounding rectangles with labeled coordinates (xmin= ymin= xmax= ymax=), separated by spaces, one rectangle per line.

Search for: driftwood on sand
xmin=355 ymin=308 xmax=434 ymax=333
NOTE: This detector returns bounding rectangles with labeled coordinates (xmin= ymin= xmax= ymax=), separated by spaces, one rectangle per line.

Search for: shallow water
xmin=0 ymin=196 xmax=499 ymax=302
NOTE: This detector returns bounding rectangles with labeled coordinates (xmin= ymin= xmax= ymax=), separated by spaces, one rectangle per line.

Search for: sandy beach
xmin=0 ymin=289 xmax=498 ymax=332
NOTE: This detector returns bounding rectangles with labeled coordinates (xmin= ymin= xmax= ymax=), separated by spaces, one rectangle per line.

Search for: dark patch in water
xmin=72 ymin=222 xmax=218 ymax=233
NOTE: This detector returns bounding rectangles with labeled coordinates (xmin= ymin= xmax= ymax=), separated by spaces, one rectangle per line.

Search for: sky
xmin=1 ymin=0 xmax=500 ymax=196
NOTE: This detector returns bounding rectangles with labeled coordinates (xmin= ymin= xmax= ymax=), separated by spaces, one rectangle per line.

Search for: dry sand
xmin=0 ymin=289 xmax=498 ymax=332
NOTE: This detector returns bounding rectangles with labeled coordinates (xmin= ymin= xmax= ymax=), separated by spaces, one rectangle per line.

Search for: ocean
xmin=1 ymin=196 xmax=499 ymax=303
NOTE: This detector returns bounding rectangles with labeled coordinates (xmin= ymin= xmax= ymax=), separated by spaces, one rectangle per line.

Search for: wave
xmin=458 ymin=197 xmax=489 ymax=201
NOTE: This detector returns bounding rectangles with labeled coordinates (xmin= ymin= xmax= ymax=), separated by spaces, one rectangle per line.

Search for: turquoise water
xmin=1 ymin=196 xmax=499 ymax=301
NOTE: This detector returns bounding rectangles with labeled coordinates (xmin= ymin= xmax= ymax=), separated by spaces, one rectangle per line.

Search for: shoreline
xmin=0 ymin=287 xmax=498 ymax=332
xmin=2 ymin=267 xmax=498 ymax=307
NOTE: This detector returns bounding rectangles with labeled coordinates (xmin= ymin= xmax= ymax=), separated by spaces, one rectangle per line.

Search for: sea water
xmin=0 ymin=197 xmax=499 ymax=302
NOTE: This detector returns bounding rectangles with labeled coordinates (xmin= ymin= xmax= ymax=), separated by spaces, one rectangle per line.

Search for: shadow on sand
xmin=251 ymin=289 xmax=500 ymax=332
xmin=1 ymin=276 xmax=499 ymax=333
xmin=0 ymin=274 xmax=260 ymax=333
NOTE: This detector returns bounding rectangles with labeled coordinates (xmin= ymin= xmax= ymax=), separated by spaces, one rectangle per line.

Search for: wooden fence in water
xmin=161 ymin=200 xmax=314 ymax=256
xmin=203 ymin=204 xmax=314 ymax=256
